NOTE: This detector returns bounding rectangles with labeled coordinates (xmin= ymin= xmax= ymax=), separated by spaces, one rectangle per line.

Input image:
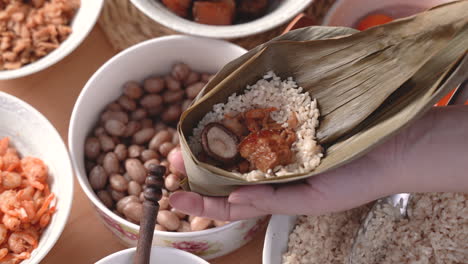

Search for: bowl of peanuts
xmin=0 ymin=0 xmax=104 ymax=80
xmin=68 ymin=35 xmax=268 ymax=260
xmin=0 ymin=91 xmax=74 ymax=263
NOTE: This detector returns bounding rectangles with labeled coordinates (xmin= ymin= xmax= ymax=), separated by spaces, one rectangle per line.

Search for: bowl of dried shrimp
xmin=0 ymin=91 xmax=74 ymax=263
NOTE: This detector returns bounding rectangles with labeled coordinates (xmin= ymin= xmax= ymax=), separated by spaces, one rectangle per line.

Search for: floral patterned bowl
xmin=68 ymin=35 xmax=267 ymax=260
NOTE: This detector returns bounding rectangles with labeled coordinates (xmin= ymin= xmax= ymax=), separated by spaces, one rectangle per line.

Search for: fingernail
xmin=228 ymin=193 xmax=251 ymax=204
xmin=169 ymin=192 xmax=198 ymax=214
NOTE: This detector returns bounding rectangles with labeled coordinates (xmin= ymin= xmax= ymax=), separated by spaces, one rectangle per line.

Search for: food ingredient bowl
xmin=68 ymin=35 xmax=267 ymax=260
xmin=262 ymin=215 xmax=296 ymax=264
xmin=96 ymin=246 xmax=209 ymax=264
xmin=0 ymin=0 xmax=104 ymax=80
xmin=0 ymin=92 xmax=74 ymax=263
xmin=322 ymin=0 xmax=455 ymax=27
xmin=130 ymin=0 xmax=313 ymax=39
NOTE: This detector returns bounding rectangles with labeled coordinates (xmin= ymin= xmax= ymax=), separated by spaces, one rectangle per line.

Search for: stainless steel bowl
xmin=130 ymin=0 xmax=313 ymax=39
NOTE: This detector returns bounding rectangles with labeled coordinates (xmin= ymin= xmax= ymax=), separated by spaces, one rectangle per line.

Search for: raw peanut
xmin=147 ymin=105 xmax=164 ymax=117
xmin=184 ymin=71 xmax=200 ymax=85
xmin=123 ymin=202 xmax=143 ymax=223
xmin=214 ymin=220 xmax=230 ymax=227
xmin=189 ymin=215 xmax=196 ymax=222
xmin=172 ymin=133 xmax=179 ymax=145
xmin=144 ymin=159 xmax=160 ymax=170
xmin=164 ymin=174 xmax=180 ymax=191
xmin=190 ymin=217 xmax=212 ymax=231
xmin=85 ymin=137 xmax=101 ymax=159
xmin=181 ymin=99 xmax=192 ymax=111
xmin=157 ymin=210 xmax=180 ymax=231
xmin=131 ymin=108 xmax=148 ymax=121
xmin=111 ymin=136 xmax=121 ymax=145
xmin=105 ymin=119 xmax=126 ymax=137
xmin=140 ymin=94 xmax=163 ymax=109
xmin=94 ymin=127 xmax=106 ymax=137
xmin=201 ymin=73 xmax=214 ymax=82
xmin=123 ymin=172 xmax=132 ymax=181
xmin=125 ymin=158 xmax=147 ymax=184
xmin=185 ymin=82 xmax=205 ymax=99
xmin=165 ymin=76 xmax=182 ymax=91
xmin=103 ymin=152 xmax=119 ymax=174
xmin=107 ymin=102 xmax=122 ymax=112
xmin=171 ymin=208 xmax=187 ymax=219
xmin=89 ymin=165 xmax=108 ymax=190
xmin=123 ymin=81 xmax=144 ymax=99
xmin=123 ymin=121 xmax=141 ymax=137
xmin=177 ymin=221 xmax=191 ymax=232
xmin=141 ymin=149 xmax=158 ymax=162
xmin=141 ymin=119 xmax=153 ymax=129
xmin=97 ymin=153 xmax=105 ymax=165
xmin=128 ymin=181 xmax=142 ymax=196
xmin=144 ymin=77 xmax=165 ymax=93
xmin=139 ymin=192 xmax=145 ymax=202
xmin=97 ymin=190 xmax=114 ymax=209
xmin=99 ymin=135 xmax=115 ymax=152
xmin=171 ymin=63 xmax=191 ymax=81
xmin=158 ymin=196 xmax=169 ymax=210
xmin=117 ymin=195 xmax=140 ymax=214
xmin=128 ymin=145 xmax=143 ymax=158
xmin=162 ymin=104 xmax=182 ymax=123
xmin=154 ymin=123 xmax=167 ymax=132
xmin=133 ymin=128 xmax=155 ymax=144
xmin=160 ymin=160 xmax=170 ymax=175
xmin=111 ymin=189 xmax=126 ymax=201
xmin=114 ymin=144 xmax=128 ymax=161
xmin=110 ymin=174 xmax=128 ymax=192
xmin=155 ymin=224 xmax=167 ymax=231
xmin=118 ymin=95 xmax=137 ymax=111
xmin=159 ymin=142 xmax=175 ymax=157
xmin=101 ymin=111 xmax=129 ymax=124
xmin=149 ymin=130 xmax=172 ymax=151
xmin=162 ymin=90 xmax=184 ymax=104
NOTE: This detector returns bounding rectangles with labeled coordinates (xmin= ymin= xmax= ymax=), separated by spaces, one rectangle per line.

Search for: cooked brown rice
xmin=283 ymin=193 xmax=468 ymax=264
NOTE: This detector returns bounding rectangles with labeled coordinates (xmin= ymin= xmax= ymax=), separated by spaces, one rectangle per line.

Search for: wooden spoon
xmin=134 ymin=165 xmax=166 ymax=264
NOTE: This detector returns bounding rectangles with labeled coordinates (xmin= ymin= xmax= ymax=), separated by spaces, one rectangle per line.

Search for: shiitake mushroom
xmin=201 ymin=122 xmax=239 ymax=163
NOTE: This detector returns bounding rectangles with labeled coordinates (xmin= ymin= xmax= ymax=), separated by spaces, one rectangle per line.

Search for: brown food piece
xmin=237 ymin=0 xmax=268 ymax=18
xmin=201 ymin=122 xmax=239 ymax=163
xmin=193 ymin=0 xmax=236 ymax=25
xmin=239 ymin=129 xmax=296 ymax=172
xmin=162 ymin=0 xmax=192 ymax=17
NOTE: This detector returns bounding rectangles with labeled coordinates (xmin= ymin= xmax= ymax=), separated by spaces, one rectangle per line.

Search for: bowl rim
xmin=69 ymin=35 xmax=252 ymax=237
xmin=0 ymin=0 xmax=105 ymax=80
xmin=129 ymin=0 xmax=313 ymax=39
xmin=0 ymin=91 xmax=74 ymax=263
xmin=96 ymin=246 xmax=210 ymax=264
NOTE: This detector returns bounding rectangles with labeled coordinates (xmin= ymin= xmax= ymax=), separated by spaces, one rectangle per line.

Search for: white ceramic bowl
xmin=0 ymin=0 xmax=104 ymax=80
xmin=96 ymin=246 xmax=209 ymax=264
xmin=130 ymin=0 xmax=313 ymax=39
xmin=322 ymin=0 xmax=455 ymax=27
xmin=0 ymin=92 xmax=74 ymax=263
xmin=68 ymin=35 xmax=268 ymax=260
xmin=263 ymin=215 xmax=296 ymax=264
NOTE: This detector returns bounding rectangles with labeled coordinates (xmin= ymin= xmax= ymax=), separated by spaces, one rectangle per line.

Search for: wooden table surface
xmin=0 ymin=26 xmax=265 ymax=264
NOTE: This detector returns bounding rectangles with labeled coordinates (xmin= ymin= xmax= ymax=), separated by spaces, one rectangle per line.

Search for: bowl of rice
xmin=0 ymin=0 xmax=104 ymax=80
xmin=0 ymin=91 xmax=74 ymax=263
xmin=263 ymin=192 xmax=468 ymax=264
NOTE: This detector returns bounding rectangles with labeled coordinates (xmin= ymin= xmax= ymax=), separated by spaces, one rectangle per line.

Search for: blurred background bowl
xmin=96 ymin=246 xmax=209 ymax=264
xmin=68 ymin=35 xmax=267 ymax=260
xmin=130 ymin=0 xmax=313 ymax=39
xmin=322 ymin=0 xmax=455 ymax=27
xmin=0 ymin=92 xmax=74 ymax=263
xmin=0 ymin=0 xmax=104 ymax=80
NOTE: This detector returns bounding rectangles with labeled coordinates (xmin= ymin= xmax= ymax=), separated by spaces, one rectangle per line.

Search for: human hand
xmin=169 ymin=84 xmax=468 ymax=221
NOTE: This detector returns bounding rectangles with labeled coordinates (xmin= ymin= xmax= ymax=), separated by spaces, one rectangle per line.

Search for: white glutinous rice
xmin=188 ymin=71 xmax=323 ymax=181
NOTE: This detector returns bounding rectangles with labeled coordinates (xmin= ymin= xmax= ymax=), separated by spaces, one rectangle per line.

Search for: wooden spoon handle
xmin=134 ymin=165 xmax=166 ymax=264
